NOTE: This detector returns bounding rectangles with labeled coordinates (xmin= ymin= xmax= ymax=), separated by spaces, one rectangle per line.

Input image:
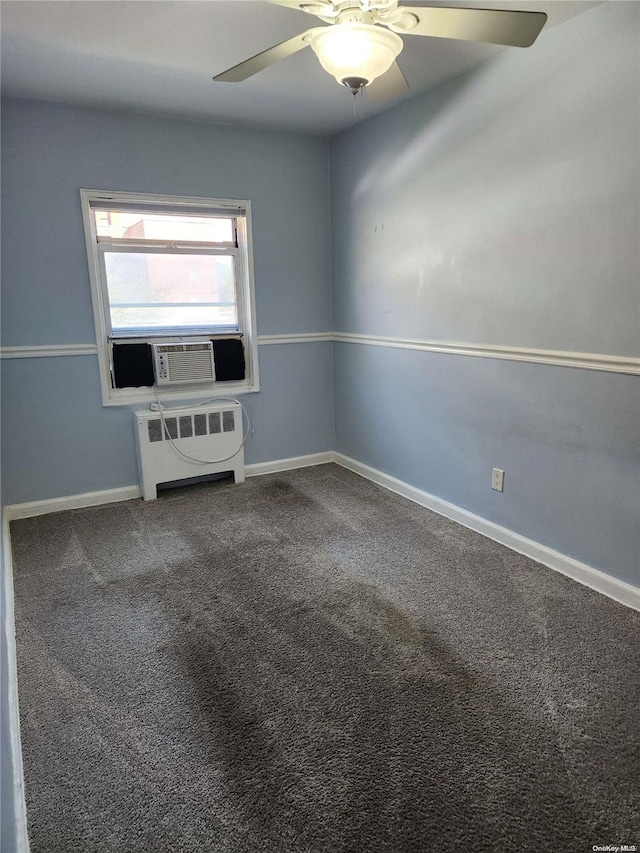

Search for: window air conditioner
xmin=152 ymin=341 xmax=215 ymax=385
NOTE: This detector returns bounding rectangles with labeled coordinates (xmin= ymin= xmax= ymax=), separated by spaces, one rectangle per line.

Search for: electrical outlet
xmin=492 ymin=468 xmax=505 ymax=492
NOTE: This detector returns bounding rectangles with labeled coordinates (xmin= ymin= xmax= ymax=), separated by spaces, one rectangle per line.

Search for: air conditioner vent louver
xmin=136 ymin=404 xmax=244 ymax=500
xmin=152 ymin=341 xmax=215 ymax=386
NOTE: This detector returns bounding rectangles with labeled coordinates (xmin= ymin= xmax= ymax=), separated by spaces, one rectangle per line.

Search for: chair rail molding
xmin=0 ymin=335 xmax=333 ymax=360
xmin=0 ymin=344 xmax=99 ymax=359
xmin=257 ymin=333 xmax=333 ymax=345
xmin=332 ymin=333 xmax=640 ymax=376
xmin=2 ymin=335 xmax=639 ymax=375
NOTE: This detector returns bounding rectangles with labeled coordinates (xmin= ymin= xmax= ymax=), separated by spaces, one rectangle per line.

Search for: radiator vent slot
xmin=163 ymin=417 xmax=178 ymax=440
xmin=179 ymin=416 xmax=193 ymax=438
xmin=148 ymin=420 xmax=163 ymax=443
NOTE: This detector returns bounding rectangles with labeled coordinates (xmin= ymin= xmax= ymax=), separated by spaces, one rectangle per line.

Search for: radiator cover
xmin=135 ymin=402 xmax=244 ymax=500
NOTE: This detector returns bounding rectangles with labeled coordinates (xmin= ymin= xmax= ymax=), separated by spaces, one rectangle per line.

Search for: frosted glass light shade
xmin=309 ymin=24 xmax=403 ymax=86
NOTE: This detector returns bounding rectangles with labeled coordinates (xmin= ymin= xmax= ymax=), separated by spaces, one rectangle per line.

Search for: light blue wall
xmin=330 ymin=2 xmax=640 ymax=586
xmin=1 ymin=98 xmax=334 ymax=504
xmin=1 ymin=98 xmax=332 ymax=344
xmin=331 ymin=2 xmax=639 ymax=354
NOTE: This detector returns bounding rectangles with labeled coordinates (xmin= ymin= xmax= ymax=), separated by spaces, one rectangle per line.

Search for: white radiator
xmin=135 ymin=402 xmax=245 ymax=501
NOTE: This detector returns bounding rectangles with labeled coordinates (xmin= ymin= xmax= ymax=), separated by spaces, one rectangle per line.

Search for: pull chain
xmin=345 ymin=77 xmax=367 ymax=121
xmin=351 ymin=84 xmax=365 ymax=120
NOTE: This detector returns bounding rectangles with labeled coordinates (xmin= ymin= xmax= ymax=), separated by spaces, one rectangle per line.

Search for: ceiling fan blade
xmin=367 ymin=61 xmax=409 ymax=103
xmin=397 ymin=6 xmax=547 ymax=48
xmin=212 ymin=28 xmax=322 ymax=83
xmin=270 ymin=0 xmax=336 ymax=11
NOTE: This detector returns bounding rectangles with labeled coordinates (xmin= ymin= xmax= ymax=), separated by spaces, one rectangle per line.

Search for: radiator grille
xmin=146 ymin=410 xmax=236 ymax=443
xmin=136 ymin=402 xmax=244 ymax=501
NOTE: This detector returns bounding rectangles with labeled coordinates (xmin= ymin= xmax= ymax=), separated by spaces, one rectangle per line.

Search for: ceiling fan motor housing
xmin=342 ymin=76 xmax=368 ymax=93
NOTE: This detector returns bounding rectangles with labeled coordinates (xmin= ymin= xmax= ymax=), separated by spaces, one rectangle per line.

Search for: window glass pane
xmin=95 ymin=210 xmax=234 ymax=243
xmin=111 ymin=305 xmax=237 ymax=332
xmin=105 ymin=253 xmax=238 ymax=333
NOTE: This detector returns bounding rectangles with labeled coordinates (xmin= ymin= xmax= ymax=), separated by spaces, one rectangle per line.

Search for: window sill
xmin=102 ymin=379 xmax=259 ymax=407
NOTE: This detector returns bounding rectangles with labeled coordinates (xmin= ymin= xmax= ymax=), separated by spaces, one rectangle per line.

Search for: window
xmin=81 ymin=190 xmax=259 ymax=405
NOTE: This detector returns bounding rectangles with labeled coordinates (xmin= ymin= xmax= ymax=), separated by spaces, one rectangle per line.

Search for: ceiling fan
xmin=212 ymin=0 xmax=548 ymax=102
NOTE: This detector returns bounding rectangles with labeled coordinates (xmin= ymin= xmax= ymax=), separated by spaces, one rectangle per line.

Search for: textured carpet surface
xmin=11 ymin=464 xmax=640 ymax=853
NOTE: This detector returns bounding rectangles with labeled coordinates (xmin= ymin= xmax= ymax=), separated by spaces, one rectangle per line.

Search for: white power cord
xmin=151 ymin=390 xmax=251 ymax=466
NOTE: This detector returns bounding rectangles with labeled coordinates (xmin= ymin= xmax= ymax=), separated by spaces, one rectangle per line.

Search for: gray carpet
xmin=11 ymin=463 xmax=640 ymax=853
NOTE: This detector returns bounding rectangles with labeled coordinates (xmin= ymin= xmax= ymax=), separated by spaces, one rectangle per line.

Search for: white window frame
xmin=80 ymin=189 xmax=260 ymax=406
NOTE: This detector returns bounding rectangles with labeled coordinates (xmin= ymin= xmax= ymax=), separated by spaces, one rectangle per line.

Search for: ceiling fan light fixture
xmin=309 ymin=23 xmax=403 ymax=88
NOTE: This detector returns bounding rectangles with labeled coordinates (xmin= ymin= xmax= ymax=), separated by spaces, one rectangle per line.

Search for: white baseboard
xmin=2 ymin=453 xmax=336 ymax=521
xmin=334 ymin=453 xmax=640 ymax=612
xmin=2 ymin=515 xmax=30 ymax=853
xmin=245 ymin=451 xmax=335 ymax=477
xmin=4 ymin=485 xmax=143 ymax=521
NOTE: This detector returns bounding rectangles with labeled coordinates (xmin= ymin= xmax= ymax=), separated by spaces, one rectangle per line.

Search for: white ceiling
xmin=0 ymin=0 xmax=598 ymax=136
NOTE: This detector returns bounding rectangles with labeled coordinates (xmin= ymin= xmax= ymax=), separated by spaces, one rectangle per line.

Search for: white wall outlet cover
xmin=492 ymin=468 xmax=505 ymax=492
